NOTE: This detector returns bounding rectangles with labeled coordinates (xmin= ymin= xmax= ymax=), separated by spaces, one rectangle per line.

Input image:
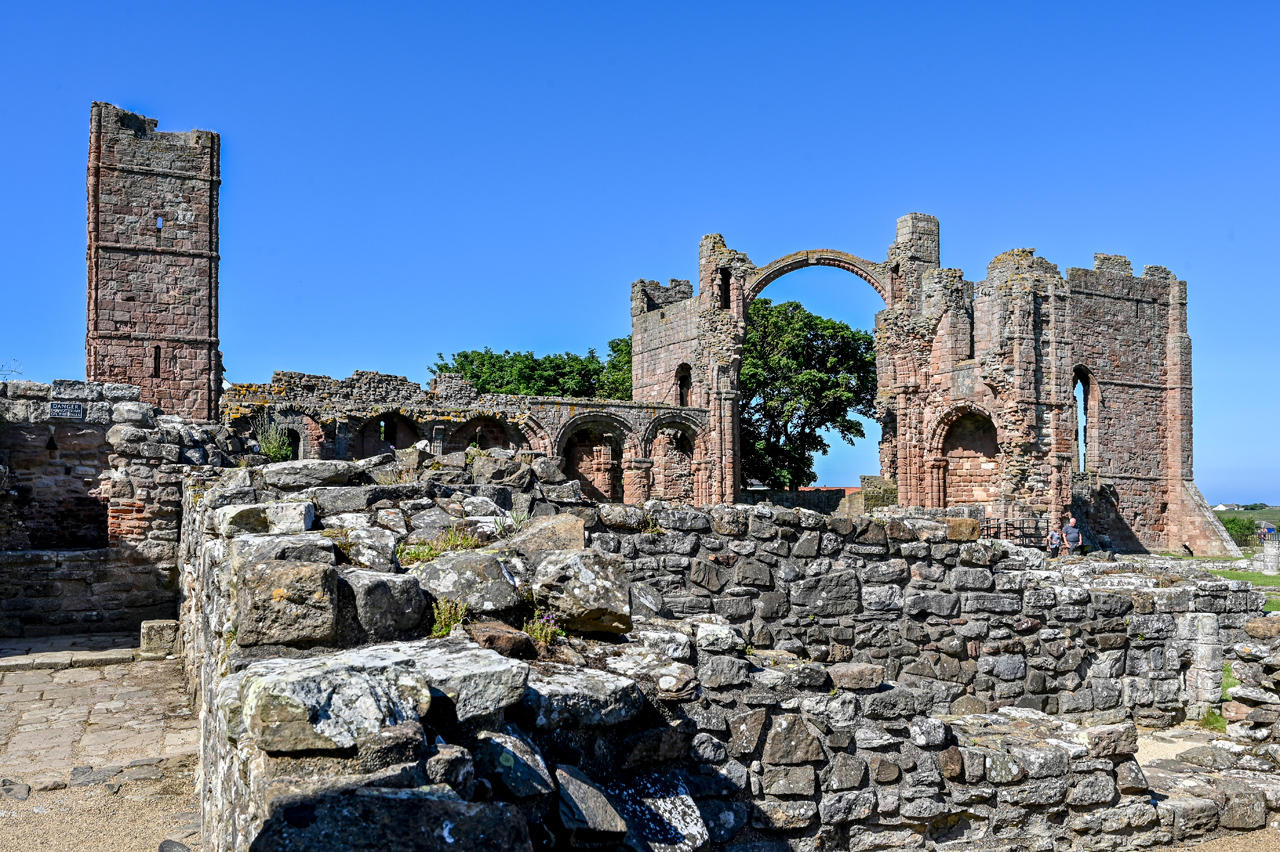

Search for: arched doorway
xmin=560 ymin=420 xmax=627 ymax=502
xmin=733 ymin=254 xmax=887 ymax=492
xmin=284 ymin=428 xmax=302 ymax=461
xmin=939 ymin=411 xmax=1000 ymax=505
xmin=1072 ymin=366 xmax=1099 ymax=473
xmin=445 ymin=416 xmax=528 ymax=454
xmin=355 ymin=413 xmax=419 ymax=459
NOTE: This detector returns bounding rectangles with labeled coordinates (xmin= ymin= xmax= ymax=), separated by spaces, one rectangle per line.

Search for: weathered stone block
xmin=235 ymin=560 xmax=337 ymax=647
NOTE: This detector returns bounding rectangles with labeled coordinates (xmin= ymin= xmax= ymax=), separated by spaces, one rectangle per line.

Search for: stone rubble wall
xmin=0 ymin=378 xmax=246 ymax=636
xmin=178 ymin=452 xmax=1262 ymax=850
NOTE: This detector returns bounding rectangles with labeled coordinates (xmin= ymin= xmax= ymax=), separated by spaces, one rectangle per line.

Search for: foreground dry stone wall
xmin=179 ymin=449 xmax=1263 ymax=850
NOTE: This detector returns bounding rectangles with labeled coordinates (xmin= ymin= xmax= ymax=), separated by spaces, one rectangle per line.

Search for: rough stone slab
xmin=224 ymin=638 xmax=529 ymax=753
xmin=521 ymin=663 xmax=644 ymax=729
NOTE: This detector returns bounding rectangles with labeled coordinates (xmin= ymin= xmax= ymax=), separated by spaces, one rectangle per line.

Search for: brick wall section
xmin=0 ymin=379 xmax=133 ymax=549
xmin=178 ymin=462 xmax=1255 ymax=849
xmin=86 ymin=103 xmax=221 ymax=422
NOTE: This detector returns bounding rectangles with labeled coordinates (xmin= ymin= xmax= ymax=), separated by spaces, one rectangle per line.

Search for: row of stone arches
xmin=257 ymin=407 xmax=707 ymax=504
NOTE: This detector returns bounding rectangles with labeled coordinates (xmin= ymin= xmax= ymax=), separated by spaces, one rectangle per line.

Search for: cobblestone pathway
xmin=0 ymin=659 xmax=196 ymax=786
xmin=0 ymin=636 xmax=200 ymax=851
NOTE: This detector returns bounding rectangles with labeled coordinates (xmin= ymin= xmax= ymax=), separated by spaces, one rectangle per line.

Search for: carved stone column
xmin=622 ymin=458 xmax=653 ymax=505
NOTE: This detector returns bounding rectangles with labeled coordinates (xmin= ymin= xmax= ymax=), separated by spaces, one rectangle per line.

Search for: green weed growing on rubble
xmin=523 ymin=609 xmax=565 ymax=645
xmin=430 ymin=599 xmax=470 ymax=638
xmin=252 ymin=412 xmax=293 ymax=462
xmin=1198 ymin=708 xmax=1228 ymax=733
xmin=396 ymin=528 xmax=484 ymax=565
xmin=1222 ymin=661 xmax=1241 ymax=701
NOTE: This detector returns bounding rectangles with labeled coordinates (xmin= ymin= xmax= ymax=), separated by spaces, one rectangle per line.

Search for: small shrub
xmin=1221 ymin=516 xmax=1259 ymax=547
xmin=430 ymin=599 xmax=469 ymax=638
xmin=397 ymin=527 xmax=485 ymax=565
xmin=251 ymin=411 xmax=294 ymax=463
xmin=1199 ymin=708 xmax=1228 ymax=733
xmin=1222 ymin=661 xmax=1241 ymax=700
xmin=523 ymin=609 xmax=565 ymax=645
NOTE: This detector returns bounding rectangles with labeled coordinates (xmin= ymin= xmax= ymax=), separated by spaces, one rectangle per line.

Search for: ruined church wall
xmin=0 ymin=377 xmax=244 ymax=636
xmin=223 ymin=370 xmax=711 ymax=503
xmin=631 ymin=279 xmax=702 ymax=407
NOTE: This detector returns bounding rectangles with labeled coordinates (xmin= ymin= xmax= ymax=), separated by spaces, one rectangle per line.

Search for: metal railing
xmin=979 ymin=517 xmax=1049 ymax=550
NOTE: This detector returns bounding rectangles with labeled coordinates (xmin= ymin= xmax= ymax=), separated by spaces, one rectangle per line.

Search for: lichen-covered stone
xmin=533 ymin=549 xmax=632 ymax=633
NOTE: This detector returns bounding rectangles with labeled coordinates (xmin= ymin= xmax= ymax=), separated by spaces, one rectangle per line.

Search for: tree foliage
xmin=739 ymin=299 xmax=876 ymax=490
xmin=1221 ymin=515 xmax=1260 ymax=547
xmin=432 ymin=338 xmax=632 ymax=400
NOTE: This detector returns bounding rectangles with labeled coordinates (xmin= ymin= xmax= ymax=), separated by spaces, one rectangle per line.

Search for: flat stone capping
xmin=0 ymin=646 xmax=149 ymax=672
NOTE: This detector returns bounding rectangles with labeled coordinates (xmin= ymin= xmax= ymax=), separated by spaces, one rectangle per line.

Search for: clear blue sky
xmin=2 ymin=2 xmax=1276 ymax=503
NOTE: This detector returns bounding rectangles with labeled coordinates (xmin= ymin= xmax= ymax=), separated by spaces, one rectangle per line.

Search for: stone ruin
xmin=180 ymin=449 xmax=1268 ymax=850
xmin=0 ymin=102 xmax=1272 ymax=850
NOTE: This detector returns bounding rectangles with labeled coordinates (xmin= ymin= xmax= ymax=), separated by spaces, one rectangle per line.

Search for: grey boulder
xmin=533 ymin=549 xmax=632 ymax=634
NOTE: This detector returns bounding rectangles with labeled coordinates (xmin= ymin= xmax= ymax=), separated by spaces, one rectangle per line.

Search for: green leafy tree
xmin=739 ymin=299 xmax=876 ymax=490
xmin=598 ymin=336 xmax=632 ymax=400
xmin=433 ymin=337 xmax=631 ymax=400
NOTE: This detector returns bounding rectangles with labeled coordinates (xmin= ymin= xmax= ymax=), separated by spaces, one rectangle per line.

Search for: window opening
xmin=1073 ymin=374 xmax=1088 ymax=472
xmin=152 ymin=345 xmax=162 ymax=378
xmin=676 ymin=364 xmax=692 ymax=407
xmin=718 ymin=269 xmax=731 ymax=310
xmin=156 ymin=216 xmax=164 ymax=229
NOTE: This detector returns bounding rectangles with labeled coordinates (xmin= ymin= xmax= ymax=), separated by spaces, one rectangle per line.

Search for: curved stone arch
xmin=640 ymin=411 xmax=705 ymax=457
xmin=512 ymin=413 xmax=553 ymax=456
xmin=352 ymin=409 xmax=421 ymax=459
xmin=925 ymin=401 xmax=1003 ymax=457
xmin=444 ymin=414 xmax=530 ymax=454
xmin=746 ymin=249 xmax=891 ymax=305
xmin=271 ymin=407 xmax=328 ymax=460
xmin=554 ymin=411 xmax=640 ymax=458
xmin=1069 ymin=364 xmax=1105 ymax=406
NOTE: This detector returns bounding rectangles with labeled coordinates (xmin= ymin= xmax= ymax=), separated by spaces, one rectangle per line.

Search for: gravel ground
xmin=0 ymin=764 xmax=197 ymax=852
xmin=1155 ymin=830 xmax=1280 ymax=851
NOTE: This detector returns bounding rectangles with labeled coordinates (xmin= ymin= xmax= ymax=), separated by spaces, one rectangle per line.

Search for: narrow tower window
xmin=676 ymin=363 xmax=692 ymax=407
xmin=156 ymin=216 xmax=163 ymax=229
xmin=152 ymin=345 xmax=162 ymax=378
xmin=718 ymin=269 xmax=731 ymax=310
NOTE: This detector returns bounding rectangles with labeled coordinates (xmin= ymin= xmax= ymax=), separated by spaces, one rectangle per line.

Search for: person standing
xmin=1064 ymin=517 xmax=1083 ymax=555
xmin=1046 ymin=527 xmax=1062 ymax=558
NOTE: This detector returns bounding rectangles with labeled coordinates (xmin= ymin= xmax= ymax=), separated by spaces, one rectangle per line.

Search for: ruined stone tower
xmin=86 ymin=103 xmax=221 ymax=421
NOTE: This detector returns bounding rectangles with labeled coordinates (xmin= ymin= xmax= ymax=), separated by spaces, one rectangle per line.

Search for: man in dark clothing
xmin=1064 ymin=517 xmax=1083 ymax=555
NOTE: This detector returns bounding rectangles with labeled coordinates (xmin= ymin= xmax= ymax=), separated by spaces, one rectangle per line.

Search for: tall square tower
xmin=86 ymin=102 xmax=220 ymax=420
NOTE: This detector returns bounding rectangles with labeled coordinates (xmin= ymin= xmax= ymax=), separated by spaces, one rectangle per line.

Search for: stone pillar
xmin=926 ymin=457 xmax=947 ymax=508
xmin=1261 ymin=539 xmax=1280 ymax=576
xmin=622 ymin=458 xmax=653 ymax=505
xmin=711 ymin=388 xmax=739 ymax=504
xmin=593 ymin=442 xmax=618 ymax=501
xmin=692 ymin=458 xmax=712 ymax=506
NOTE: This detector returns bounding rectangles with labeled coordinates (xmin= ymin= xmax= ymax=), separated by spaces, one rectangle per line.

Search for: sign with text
xmin=49 ymin=401 xmax=85 ymax=420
